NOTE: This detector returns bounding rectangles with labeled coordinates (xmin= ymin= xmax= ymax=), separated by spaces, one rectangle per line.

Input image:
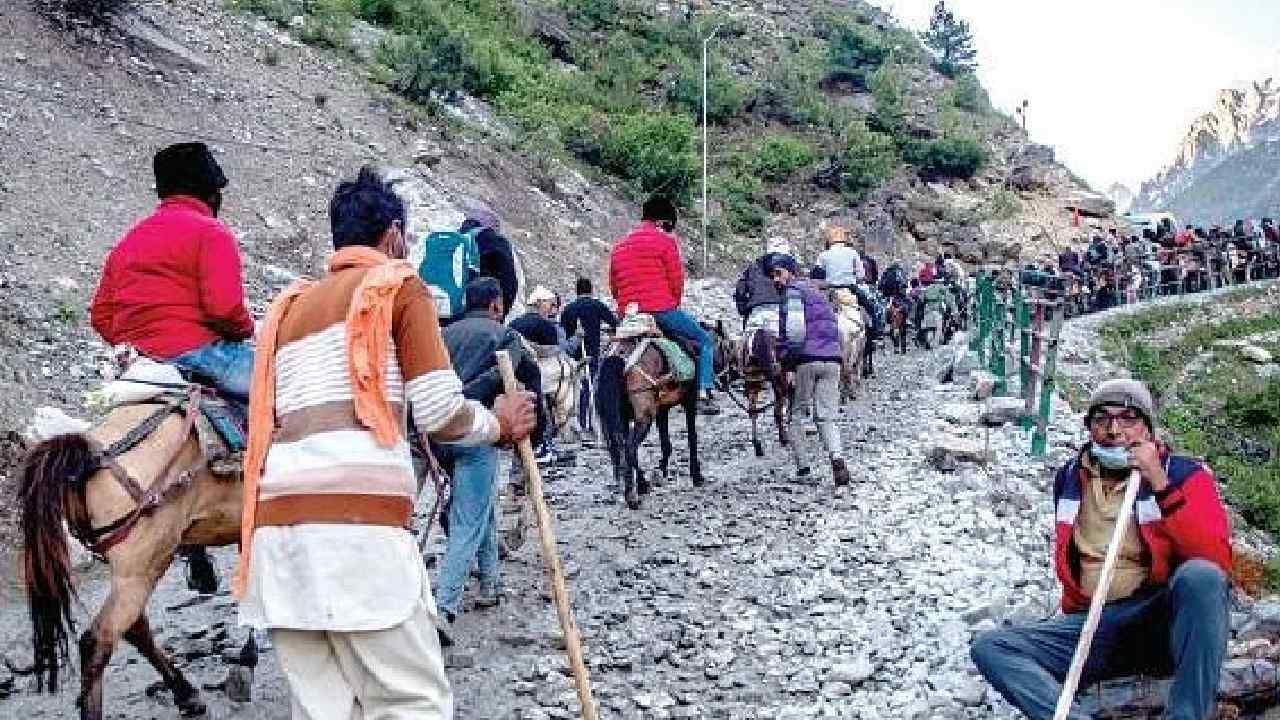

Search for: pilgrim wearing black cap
xmin=91 ymin=142 xmax=254 ymax=401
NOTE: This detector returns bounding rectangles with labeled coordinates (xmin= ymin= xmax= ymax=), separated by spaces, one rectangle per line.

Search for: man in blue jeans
xmin=970 ymin=379 xmax=1232 ymax=719
xmin=434 ymin=278 xmax=540 ymax=643
xmin=608 ymin=195 xmax=720 ymax=414
xmin=91 ymin=143 xmax=255 ymax=402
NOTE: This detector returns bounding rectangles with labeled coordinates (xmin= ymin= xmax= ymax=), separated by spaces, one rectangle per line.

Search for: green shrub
xmin=758 ymin=45 xmax=828 ymax=126
xmin=752 ymin=135 xmax=818 ymax=182
xmin=868 ymin=64 xmax=905 ymax=135
xmin=562 ymin=0 xmax=620 ymax=30
xmin=668 ymin=57 xmax=750 ymax=125
xmin=601 ymin=112 xmax=698 ymax=202
xmin=714 ymin=171 xmax=767 ymax=235
xmin=913 ymin=135 xmax=987 ymax=179
xmin=835 ymin=120 xmax=898 ymax=200
xmin=232 ymin=0 xmax=304 ymax=25
xmin=949 ymin=73 xmax=989 ymax=113
xmin=299 ymin=0 xmax=357 ymax=49
xmin=379 ymin=32 xmax=478 ymax=100
xmin=984 ymin=188 xmax=1020 ymax=220
xmin=826 ymin=20 xmax=888 ymax=88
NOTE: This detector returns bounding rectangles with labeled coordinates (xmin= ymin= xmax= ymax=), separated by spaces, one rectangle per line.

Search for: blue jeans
xmin=433 ymin=443 xmax=499 ymax=617
xmin=652 ymin=309 xmax=714 ymax=391
xmin=970 ymin=559 xmax=1229 ymax=720
xmin=171 ymin=339 xmax=255 ymax=402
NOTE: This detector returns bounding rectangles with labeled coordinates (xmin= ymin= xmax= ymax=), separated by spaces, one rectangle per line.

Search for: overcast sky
xmin=877 ymin=0 xmax=1280 ymax=191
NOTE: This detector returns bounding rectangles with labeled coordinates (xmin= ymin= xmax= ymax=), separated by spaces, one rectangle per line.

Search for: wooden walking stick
xmin=1052 ymin=469 xmax=1142 ymax=720
xmin=495 ymin=350 xmax=599 ymax=720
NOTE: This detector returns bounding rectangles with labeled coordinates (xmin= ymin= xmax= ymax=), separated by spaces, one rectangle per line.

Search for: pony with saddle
xmin=829 ymin=288 xmax=868 ymax=401
xmin=722 ymin=313 xmax=789 ymax=458
xmin=594 ymin=309 xmax=707 ymax=510
xmin=18 ymin=358 xmax=252 ymax=720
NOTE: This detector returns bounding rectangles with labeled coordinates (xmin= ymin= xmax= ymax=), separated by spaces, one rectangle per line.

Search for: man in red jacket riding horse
xmin=91 ymin=142 xmax=255 ymax=401
xmin=971 ymin=379 xmax=1231 ymax=719
xmin=608 ymin=196 xmax=719 ymax=415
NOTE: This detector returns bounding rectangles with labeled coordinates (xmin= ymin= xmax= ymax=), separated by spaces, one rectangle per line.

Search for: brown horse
xmin=594 ymin=338 xmax=703 ymax=509
xmin=727 ymin=327 xmax=789 ymax=458
xmin=886 ymin=296 xmax=910 ymax=354
xmin=19 ymin=400 xmax=243 ymax=719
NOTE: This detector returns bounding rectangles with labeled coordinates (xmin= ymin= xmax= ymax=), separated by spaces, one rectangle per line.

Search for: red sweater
xmin=90 ymin=196 xmax=254 ymax=359
xmin=608 ymin=221 xmax=684 ymax=313
xmin=1052 ymin=448 xmax=1232 ymax=613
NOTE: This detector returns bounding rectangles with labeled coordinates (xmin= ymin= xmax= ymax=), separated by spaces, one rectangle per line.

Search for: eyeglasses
xmin=1088 ymin=411 xmax=1144 ymax=429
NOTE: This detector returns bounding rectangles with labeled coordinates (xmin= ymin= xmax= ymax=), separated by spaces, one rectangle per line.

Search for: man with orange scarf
xmin=235 ymin=168 xmax=535 ymax=718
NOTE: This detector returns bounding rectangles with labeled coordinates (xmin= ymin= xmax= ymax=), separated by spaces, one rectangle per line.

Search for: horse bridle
xmin=74 ymin=386 xmax=209 ymax=557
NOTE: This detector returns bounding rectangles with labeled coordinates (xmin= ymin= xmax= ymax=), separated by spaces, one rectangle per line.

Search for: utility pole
xmin=701 ymin=24 xmax=723 ymax=276
xmin=1016 ymin=99 xmax=1029 ymax=132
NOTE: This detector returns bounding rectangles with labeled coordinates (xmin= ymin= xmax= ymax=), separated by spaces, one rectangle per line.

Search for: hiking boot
xmin=437 ymin=611 xmax=456 ymax=648
xmin=182 ymin=546 xmax=219 ymax=594
xmin=796 ymin=466 xmax=812 ymax=480
xmin=832 ymin=457 xmax=851 ymax=487
xmin=698 ymin=396 xmax=721 ymax=416
xmin=475 ymin=583 xmax=504 ymax=609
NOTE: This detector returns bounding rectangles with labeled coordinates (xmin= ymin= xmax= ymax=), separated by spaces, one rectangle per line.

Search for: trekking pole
xmin=495 ymin=351 xmax=599 ymax=720
xmin=1052 ymin=469 xmax=1142 ymax=720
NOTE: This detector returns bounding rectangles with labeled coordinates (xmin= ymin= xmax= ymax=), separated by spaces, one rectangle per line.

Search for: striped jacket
xmin=258 ymin=261 xmax=498 ymax=529
xmin=1052 ymin=445 xmax=1232 ymax=613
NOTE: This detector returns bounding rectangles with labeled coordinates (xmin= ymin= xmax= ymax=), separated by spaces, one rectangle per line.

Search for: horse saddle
xmin=623 ymin=337 xmax=697 ymax=386
xmin=89 ymin=356 xmax=246 ymax=476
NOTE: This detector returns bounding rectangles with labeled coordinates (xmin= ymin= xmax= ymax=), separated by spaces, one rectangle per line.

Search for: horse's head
xmin=702 ymin=318 xmax=739 ymax=384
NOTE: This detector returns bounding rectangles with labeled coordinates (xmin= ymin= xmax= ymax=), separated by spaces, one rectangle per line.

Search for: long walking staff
xmin=1052 ymin=469 xmax=1142 ymax=720
xmin=495 ymin=350 xmax=599 ymax=720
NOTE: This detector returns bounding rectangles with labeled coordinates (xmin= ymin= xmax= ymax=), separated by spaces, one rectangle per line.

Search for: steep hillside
xmin=228 ymin=0 xmax=1108 ymax=265
xmin=0 ymin=0 xmax=1111 ymax=450
xmin=1134 ymin=77 xmax=1280 ymax=222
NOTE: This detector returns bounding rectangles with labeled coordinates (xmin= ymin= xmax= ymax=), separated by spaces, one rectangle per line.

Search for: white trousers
xmin=271 ymin=603 xmax=454 ymax=720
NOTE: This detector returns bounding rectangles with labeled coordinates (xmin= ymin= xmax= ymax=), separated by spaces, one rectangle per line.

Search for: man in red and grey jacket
xmin=91 ymin=143 xmax=255 ymax=401
xmin=972 ymin=379 xmax=1231 ymax=720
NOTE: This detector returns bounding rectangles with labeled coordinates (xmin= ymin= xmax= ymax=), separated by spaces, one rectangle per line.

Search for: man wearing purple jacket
xmin=767 ymin=253 xmax=850 ymax=487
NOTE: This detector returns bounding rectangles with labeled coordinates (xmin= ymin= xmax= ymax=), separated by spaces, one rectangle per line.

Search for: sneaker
xmin=796 ymin=466 xmax=812 ymax=479
xmin=832 ymin=457 xmax=851 ymax=487
xmin=698 ymin=397 xmax=721 ymax=416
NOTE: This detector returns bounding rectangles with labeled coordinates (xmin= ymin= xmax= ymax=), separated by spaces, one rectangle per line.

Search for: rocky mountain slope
xmin=0 ymin=0 xmax=1114 ymax=481
xmin=1134 ymin=77 xmax=1280 ymax=222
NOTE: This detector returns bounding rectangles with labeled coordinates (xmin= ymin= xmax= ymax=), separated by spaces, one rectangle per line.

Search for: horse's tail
xmin=19 ymin=433 xmax=96 ymax=692
xmin=595 ymin=355 xmax=627 ymax=442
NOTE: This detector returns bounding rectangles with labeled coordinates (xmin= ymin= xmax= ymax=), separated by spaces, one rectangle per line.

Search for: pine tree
xmin=922 ymin=1 xmax=977 ymax=77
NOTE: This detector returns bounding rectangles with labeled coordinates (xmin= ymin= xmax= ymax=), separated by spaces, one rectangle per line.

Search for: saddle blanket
xmin=624 ymin=337 xmax=696 ymax=384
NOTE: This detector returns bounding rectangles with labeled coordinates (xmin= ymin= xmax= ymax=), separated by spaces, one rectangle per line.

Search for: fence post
xmin=1022 ymin=294 xmax=1044 ymax=431
xmin=1032 ymin=300 xmax=1064 ymax=457
xmin=991 ymin=284 xmax=1008 ymax=395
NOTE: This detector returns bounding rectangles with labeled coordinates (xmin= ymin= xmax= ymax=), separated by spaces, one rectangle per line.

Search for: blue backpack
xmin=417 ymin=228 xmax=481 ymax=321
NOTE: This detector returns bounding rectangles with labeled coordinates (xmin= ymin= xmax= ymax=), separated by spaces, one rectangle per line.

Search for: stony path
xmin=1 ymin=339 xmax=1076 ymax=719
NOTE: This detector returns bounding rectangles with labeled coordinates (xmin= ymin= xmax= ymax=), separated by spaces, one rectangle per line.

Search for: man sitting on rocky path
xmin=91 ymin=142 xmax=255 ymax=401
xmin=971 ymin=379 xmax=1232 ymax=720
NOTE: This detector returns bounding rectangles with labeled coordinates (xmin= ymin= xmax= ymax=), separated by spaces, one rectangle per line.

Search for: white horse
xmin=831 ymin=289 xmax=867 ymax=402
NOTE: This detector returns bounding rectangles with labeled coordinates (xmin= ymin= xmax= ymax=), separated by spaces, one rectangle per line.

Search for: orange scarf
xmin=233 ymin=246 xmax=416 ymax=598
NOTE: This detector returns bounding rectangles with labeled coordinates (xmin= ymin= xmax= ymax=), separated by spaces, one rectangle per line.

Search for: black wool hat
xmin=153 ymin=142 xmax=228 ymax=199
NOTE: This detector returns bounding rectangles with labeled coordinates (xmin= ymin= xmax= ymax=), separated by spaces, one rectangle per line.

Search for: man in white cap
xmin=509 ymin=285 xmax=565 ymax=463
xmin=971 ymin=378 xmax=1231 ymax=720
xmin=734 ymin=237 xmax=792 ymax=332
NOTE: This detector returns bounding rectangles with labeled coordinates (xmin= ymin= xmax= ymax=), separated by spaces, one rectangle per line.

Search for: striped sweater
xmin=239 ymin=258 xmax=497 ymax=632
xmin=258 ymin=262 xmax=498 ymax=526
